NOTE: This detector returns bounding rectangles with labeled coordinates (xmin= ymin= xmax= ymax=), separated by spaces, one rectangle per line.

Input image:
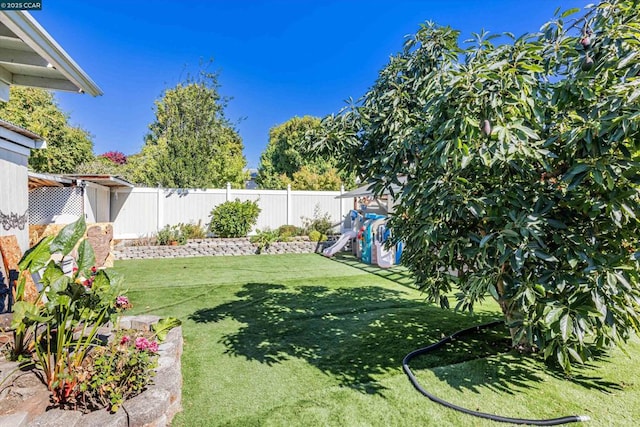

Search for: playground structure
xmin=322 ymin=209 xmax=402 ymax=268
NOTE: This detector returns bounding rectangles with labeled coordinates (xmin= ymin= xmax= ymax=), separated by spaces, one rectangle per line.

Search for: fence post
xmin=286 ymin=184 xmax=292 ymax=225
xmin=226 ymin=182 xmax=231 ymax=201
xmin=156 ymin=187 xmax=164 ymax=231
xmin=339 ymin=184 xmax=345 ymax=220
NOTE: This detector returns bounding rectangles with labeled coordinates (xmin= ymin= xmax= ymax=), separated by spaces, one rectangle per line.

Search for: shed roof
xmin=28 ymin=173 xmax=135 ymax=191
xmin=0 ymin=11 xmax=102 ymax=97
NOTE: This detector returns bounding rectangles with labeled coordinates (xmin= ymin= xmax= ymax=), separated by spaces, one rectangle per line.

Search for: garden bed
xmin=113 ymin=237 xmax=333 ymax=260
xmin=0 ymin=315 xmax=183 ymax=427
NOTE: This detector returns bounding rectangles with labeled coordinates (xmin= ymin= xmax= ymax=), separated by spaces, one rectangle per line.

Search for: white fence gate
xmin=110 ymin=185 xmax=354 ymax=239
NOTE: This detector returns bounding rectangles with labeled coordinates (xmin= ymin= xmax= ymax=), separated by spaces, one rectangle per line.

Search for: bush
xmin=302 ymin=205 xmax=334 ymax=236
xmin=277 ymin=225 xmax=304 ymax=240
xmin=155 ymin=224 xmax=187 ymax=245
xmin=250 ymin=228 xmax=280 ymax=253
xmin=308 ymin=230 xmax=327 ymax=242
xmin=209 ymin=199 xmax=261 ymax=238
xmin=178 ymin=221 xmax=207 ymax=239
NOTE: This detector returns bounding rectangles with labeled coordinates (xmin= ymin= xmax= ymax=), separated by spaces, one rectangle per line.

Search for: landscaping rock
xmin=80 ymin=408 xmax=127 ymax=427
xmin=131 ymin=315 xmax=161 ymax=331
xmin=122 ymin=388 xmax=170 ymax=427
xmin=0 ymin=412 xmax=28 ymax=427
xmin=28 ymin=408 xmax=83 ymax=427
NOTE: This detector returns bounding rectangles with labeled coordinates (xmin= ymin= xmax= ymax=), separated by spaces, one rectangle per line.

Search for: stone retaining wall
xmin=0 ymin=315 xmax=183 ymax=427
xmin=114 ymin=237 xmax=331 ymax=260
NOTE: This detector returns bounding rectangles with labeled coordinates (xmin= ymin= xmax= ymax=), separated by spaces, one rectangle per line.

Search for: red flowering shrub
xmin=100 ymin=151 xmax=127 ymax=165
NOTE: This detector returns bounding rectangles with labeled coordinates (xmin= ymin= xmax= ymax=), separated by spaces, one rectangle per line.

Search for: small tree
xmin=315 ymin=1 xmax=640 ymax=371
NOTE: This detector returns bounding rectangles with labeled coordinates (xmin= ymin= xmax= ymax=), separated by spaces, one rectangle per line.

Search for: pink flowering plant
xmin=77 ymin=329 xmax=159 ymax=413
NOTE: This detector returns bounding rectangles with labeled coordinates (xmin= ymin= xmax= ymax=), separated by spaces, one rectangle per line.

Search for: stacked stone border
xmin=113 ymin=237 xmax=334 ymax=260
xmin=0 ymin=315 xmax=183 ymax=427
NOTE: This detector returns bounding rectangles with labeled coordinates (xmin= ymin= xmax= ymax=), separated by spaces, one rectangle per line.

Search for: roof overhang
xmin=0 ymin=10 xmax=102 ymax=101
xmin=65 ymin=174 xmax=135 ymax=188
xmin=0 ymin=118 xmax=44 ymax=155
xmin=28 ymin=171 xmax=73 ymax=190
xmin=28 ymin=172 xmax=135 ymax=191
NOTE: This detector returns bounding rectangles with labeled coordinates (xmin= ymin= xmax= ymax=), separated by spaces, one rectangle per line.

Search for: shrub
xmin=250 ymin=228 xmax=280 ymax=253
xmin=156 ymin=224 xmax=188 ymax=245
xmin=178 ymin=221 xmax=207 ymax=239
xmin=302 ymin=205 xmax=334 ymax=236
xmin=209 ymin=199 xmax=261 ymax=238
xmin=308 ymin=230 xmax=327 ymax=242
xmin=277 ymin=225 xmax=304 ymax=239
xmin=100 ymin=151 xmax=127 ymax=165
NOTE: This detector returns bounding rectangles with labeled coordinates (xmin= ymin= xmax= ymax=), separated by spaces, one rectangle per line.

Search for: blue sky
xmin=34 ymin=1 xmax=587 ymax=168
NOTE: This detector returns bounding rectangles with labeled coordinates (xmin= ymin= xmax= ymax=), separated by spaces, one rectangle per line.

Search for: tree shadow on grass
xmin=330 ymin=253 xmax=417 ymax=289
xmin=189 ymin=282 xmax=541 ymax=394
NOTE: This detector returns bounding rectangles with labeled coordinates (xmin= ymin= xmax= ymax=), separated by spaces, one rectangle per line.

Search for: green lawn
xmin=114 ymin=253 xmax=640 ymax=426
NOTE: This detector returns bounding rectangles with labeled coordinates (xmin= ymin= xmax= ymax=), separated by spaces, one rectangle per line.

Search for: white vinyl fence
xmin=110 ymin=184 xmax=354 ymax=239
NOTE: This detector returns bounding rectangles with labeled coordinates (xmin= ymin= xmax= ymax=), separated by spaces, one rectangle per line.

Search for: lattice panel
xmin=29 ymin=187 xmax=83 ymax=224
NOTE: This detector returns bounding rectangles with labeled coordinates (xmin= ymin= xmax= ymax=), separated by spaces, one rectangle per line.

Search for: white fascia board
xmin=0 ymin=136 xmax=31 ymax=156
xmin=0 ymin=125 xmax=39 ymax=149
xmin=0 ymin=11 xmax=103 ymax=96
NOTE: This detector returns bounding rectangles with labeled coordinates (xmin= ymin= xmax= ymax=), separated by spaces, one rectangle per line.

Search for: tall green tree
xmin=0 ymin=87 xmax=94 ymax=173
xmin=140 ymin=69 xmax=247 ymax=188
xmin=316 ymin=1 xmax=640 ymax=371
xmin=257 ymin=116 xmax=354 ymax=190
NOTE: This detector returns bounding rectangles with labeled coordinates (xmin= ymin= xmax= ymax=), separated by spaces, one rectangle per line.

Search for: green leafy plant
xmin=178 ymin=221 xmax=207 ymax=239
xmin=308 ymin=230 xmax=327 ymax=242
xmin=277 ymin=225 xmax=305 ymax=240
xmin=301 ymin=205 xmax=335 ymax=236
xmin=209 ymin=199 xmax=261 ymax=238
xmin=11 ymin=218 xmax=126 ymax=404
xmin=156 ymin=224 xmax=187 ymax=245
xmin=314 ymin=2 xmax=640 ymax=372
xmin=151 ymin=316 xmax=182 ymax=341
xmin=250 ymin=228 xmax=281 ymax=253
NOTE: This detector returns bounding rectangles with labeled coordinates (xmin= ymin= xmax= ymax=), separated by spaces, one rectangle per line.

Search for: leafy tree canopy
xmin=257 ymin=116 xmax=355 ymax=190
xmin=315 ymin=1 xmax=640 ymax=372
xmin=0 ymin=87 xmax=94 ymax=173
xmin=139 ymin=67 xmax=247 ymax=188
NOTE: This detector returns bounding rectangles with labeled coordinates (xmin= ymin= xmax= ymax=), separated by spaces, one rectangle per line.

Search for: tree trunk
xmin=496 ymin=276 xmax=532 ymax=352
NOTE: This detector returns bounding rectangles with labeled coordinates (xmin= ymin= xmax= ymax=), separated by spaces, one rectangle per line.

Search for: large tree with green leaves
xmin=140 ymin=69 xmax=247 ymax=188
xmin=315 ymin=1 xmax=640 ymax=371
xmin=0 ymin=87 xmax=94 ymax=173
xmin=257 ymin=116 xmax=354 ymax=190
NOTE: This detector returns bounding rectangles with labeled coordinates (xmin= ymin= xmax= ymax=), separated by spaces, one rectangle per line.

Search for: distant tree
xmin=256 ymin=116 xmax=355 ymax=190
xmin=0 ymin=87 xmax=94 ymax=173
xmin=75 ymin=157 xmax=121 ymax=175
xmin=140 ymin=68 xmax=247 ymax=188
xmin=280 ymin=165 xmax=343 ymax=191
